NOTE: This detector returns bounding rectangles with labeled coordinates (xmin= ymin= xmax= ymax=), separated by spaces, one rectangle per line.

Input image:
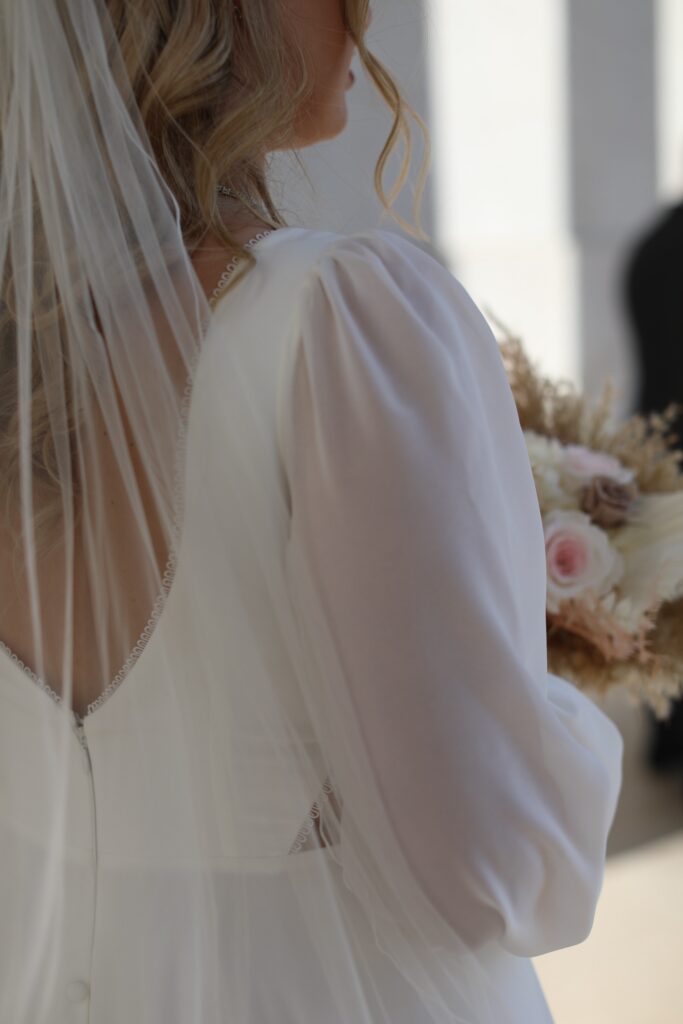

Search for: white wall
xmin=274 ymin=0 xmax=664 ymax=419
xmin=657 ymin=0 xmax=683 ymax=201
xmin=426 ymin=0 xmax=659 ymax=417
xmin=426 ymin=0 xmax=577 ymax=388
xmin=271 ymin=0 xmax=435 ymax=238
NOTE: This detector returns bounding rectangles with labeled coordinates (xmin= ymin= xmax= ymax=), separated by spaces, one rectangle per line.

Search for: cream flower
xmin=524 ymin=430 xmax=564 ymax=467
xmin=524 ymin=431 xmax=575 ymax=513
xmin=561 ymin=444 xmax=635 ymax=489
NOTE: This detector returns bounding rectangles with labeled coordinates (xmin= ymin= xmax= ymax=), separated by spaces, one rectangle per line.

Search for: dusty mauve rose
xmin=544 ymin=509 xmax=624 ymax=613
xmin=580 ymin=475 xmax=639 ymax=528
xmin=561 ymin=444 xmax=635 ymax=487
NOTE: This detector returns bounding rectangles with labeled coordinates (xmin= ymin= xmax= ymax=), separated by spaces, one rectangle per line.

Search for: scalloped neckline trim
xmin=0 ymin=230 xmax=277 ymax=724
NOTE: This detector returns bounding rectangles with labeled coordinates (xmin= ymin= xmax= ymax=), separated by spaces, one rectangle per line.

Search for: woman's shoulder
xmin=263 ymin=226 xmax=487 ymax=331
xmin=265 ymin=224 xmax=446 ymax=277
xmin=273 ymin=224 xmax=510 ymax=422
xmin=237 ymin=224 xmax=505 ymax=410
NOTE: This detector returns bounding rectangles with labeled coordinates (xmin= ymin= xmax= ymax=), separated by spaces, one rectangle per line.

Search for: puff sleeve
xmin=277 ymin=229 xmax=624 ymax=959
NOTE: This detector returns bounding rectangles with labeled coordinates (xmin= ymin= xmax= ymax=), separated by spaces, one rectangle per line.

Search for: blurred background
xmin=273 ymin=1 xmax=683 ymax=1020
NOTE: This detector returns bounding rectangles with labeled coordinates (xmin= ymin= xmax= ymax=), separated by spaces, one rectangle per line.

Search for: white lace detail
xmin=87 ymin=229 xmax=275 ymax=716
xmin=288 ymin=777 xmax=336 ymax=854
xmin=0 ymin=638 xmax=64 ymax=710
xmin=85 ymin=560 xmax=178 ymax=717
xmin=1 ymin=230 xmax=276 ymax=721
xmin=208 ymin=231 xmax=275 ymax=310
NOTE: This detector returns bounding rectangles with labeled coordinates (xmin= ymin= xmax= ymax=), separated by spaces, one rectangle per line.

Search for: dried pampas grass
xmin=487 ymin=310 xmax=683 ymax=719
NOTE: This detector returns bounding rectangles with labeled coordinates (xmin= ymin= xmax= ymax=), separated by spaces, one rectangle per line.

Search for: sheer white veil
xmin=0 ymin=1 xmax=506 ymax=1020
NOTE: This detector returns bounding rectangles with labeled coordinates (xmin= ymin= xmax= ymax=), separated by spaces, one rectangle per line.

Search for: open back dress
xmin=0 ymin=226 xmax=623 ymax=1023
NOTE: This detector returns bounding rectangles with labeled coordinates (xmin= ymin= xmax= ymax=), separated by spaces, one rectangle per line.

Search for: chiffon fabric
xmin=0 ymin=227 xmax=623 ymax=1023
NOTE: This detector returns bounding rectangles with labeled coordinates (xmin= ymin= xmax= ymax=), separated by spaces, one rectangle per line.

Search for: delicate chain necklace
xmin=208 ymin=186 xmax=275 ymax=311
xmin=215 ymin=184 xmax=270 ymax=222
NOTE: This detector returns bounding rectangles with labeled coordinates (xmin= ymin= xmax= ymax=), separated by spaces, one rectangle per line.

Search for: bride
xmin=0 ymin=1 xmax=623 ymax=1022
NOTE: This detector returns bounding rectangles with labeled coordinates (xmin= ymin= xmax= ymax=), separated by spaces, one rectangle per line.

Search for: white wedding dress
xmin=0 ymin=227 xmax=623 ymax=1023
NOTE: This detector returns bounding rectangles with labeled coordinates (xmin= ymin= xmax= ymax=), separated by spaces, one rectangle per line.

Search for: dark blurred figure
xmin=622 ymin=196 xmax=683 ymax=777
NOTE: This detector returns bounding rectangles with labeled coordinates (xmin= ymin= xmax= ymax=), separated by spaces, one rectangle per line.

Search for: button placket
xmin=68 ymin=713 xmax=97 ymax=1017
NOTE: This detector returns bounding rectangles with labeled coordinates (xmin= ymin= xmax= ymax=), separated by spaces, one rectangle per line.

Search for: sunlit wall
xmin=277 ymin=0 xmax=674 ymax=419
xmin=657 ymin=0 xmax=683 ymax=200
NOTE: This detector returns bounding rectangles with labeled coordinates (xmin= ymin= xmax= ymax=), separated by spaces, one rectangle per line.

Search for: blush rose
xmin=544 ymin=509 xmax=624 ymax=613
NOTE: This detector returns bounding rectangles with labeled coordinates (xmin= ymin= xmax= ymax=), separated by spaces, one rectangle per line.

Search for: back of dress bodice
xmin=0 ymin=224 xmax=625 ymax=1024
xmin=0 ymin=227 xmax=342 ymax=865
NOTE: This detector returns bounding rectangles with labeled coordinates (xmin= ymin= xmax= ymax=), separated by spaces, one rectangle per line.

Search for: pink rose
xmin=544 ymin=509 xmax=624 ymax=613
xmin=561 ymin=445 xmax=635 ymax=487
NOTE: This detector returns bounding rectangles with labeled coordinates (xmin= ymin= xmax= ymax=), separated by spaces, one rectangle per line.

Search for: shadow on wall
xmin=620 ymin=195 xmax=683 ymax=790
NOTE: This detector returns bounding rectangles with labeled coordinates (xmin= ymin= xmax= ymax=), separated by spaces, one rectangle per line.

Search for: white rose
xmin=560 ymin=444 xmax=635 ymax=489
xmin=524 ymin=431 xmax=574 ymax=513
xmin=524 ymin=430 xmax=564 ymax=468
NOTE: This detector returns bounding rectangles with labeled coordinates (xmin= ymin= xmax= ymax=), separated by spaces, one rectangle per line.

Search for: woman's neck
xmin=189 ymin=199 xmax=276 ymax=302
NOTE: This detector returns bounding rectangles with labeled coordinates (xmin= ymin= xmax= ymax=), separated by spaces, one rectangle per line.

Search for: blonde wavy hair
xmin=0 ymin=0 xmax=430 ymax=546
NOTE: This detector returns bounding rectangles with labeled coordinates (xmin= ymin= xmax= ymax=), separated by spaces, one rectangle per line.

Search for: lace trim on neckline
xmin=0 ymin=230 xmax=275 ymax=723
xmin=209 ymin=230 xmax=275 ymax=309
xmin=0 ymin=638 xmax=65 ymax=708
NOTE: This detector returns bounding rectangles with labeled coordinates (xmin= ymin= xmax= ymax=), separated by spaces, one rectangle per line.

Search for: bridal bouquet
xmin=487 ymin=312 xmax=683 ymax=720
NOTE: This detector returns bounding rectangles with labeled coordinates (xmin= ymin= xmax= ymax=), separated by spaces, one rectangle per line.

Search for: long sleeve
xmin=277 ymin=229 xmax=624 ymax=960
